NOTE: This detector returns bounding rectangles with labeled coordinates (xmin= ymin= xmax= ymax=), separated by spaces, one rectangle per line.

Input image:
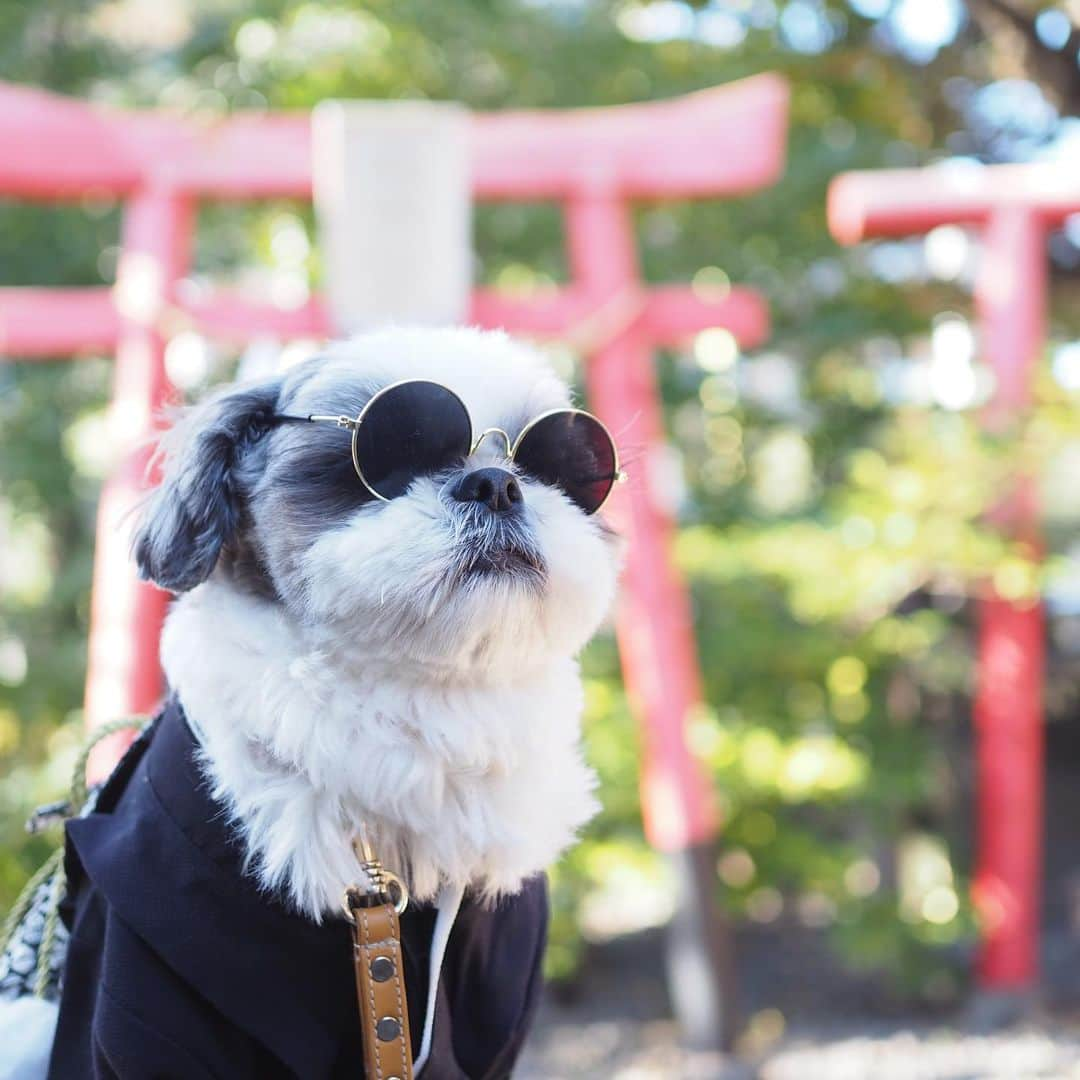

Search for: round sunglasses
xmin=274 ymin=379 xmax=624 ymax=514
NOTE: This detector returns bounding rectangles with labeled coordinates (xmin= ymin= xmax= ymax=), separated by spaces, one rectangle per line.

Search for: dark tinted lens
xmin=514 ymin=411 xmax=617 ymax=514
xmin=353 ymin=381 xmax=472 ymax=499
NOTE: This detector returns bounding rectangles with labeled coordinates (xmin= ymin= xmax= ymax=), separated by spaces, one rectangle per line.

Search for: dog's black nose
xmin=451 ymin=467 xmax=523 ymax=513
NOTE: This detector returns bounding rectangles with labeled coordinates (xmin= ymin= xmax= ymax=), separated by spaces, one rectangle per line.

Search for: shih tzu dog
xmin=24 ymin=327 xmax=623 ymax=1079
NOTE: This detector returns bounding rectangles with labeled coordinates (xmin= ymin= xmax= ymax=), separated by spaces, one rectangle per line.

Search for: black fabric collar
xmin=64 ymin=697 xmax=435 ymax=1076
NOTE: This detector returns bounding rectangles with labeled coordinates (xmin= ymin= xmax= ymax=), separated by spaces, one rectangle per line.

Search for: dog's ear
xmin=134 ymin=378 xmax=283 ymax=594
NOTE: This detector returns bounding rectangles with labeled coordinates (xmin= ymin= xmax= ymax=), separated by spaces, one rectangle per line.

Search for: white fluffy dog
xmin=148 ymin=326 xmax=621 ymax=917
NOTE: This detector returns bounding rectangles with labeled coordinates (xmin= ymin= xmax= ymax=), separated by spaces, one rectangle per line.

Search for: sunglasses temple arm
xmin=269 ymin=414 xmax=359 ymax=430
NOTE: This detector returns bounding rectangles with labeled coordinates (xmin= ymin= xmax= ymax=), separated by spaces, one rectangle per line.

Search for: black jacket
xmin=47 ymin=697 xmax=547 ymax=1079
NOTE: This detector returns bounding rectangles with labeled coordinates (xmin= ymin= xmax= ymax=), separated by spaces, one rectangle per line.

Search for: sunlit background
xmin=5 ymin=0 xmax=1080 ymax=1076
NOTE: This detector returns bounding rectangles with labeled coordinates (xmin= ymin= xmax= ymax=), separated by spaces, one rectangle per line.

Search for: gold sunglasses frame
xmin=304 ymin=378 xmax=625 ymax=511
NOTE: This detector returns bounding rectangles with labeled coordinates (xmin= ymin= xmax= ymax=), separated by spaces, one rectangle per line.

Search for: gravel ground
xmin=514 ymin=922 xmax=1080 ymax=1079
xmin=519 ymin=1010 xmax=1080 ymax=1079
xmin=761 ymin=1024 xmax=1080 ymax=1080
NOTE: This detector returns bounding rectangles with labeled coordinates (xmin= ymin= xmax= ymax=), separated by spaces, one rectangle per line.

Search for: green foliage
xmin=3 ymin=0 xmax=1077 ymax=1004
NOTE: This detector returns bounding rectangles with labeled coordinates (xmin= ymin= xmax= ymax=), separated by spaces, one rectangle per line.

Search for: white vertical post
xmin=311 ymin=101 xmax=472 ymax=334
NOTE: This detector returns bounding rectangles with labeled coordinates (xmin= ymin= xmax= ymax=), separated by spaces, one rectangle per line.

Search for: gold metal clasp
xmin=342 ymin=825 xmax=409 ymax=922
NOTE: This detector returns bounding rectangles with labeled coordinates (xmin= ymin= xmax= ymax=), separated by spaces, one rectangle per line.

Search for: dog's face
xmin=137 ymin=328 xmax=622 ymax=680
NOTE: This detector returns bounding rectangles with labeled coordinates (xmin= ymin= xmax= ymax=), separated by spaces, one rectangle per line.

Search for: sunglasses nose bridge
xmin=469 ymin=427 xmax=514 ymax=459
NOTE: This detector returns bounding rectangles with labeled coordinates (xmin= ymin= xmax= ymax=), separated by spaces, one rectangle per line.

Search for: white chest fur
xmin=160 ymin=581 xmax=598 ymax=919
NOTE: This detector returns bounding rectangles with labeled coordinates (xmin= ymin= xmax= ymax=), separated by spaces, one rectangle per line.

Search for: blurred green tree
xmin=3 ymin=0 xmax=1080 ymax=1002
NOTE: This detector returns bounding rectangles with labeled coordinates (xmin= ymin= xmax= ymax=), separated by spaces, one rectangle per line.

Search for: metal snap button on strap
xmin=371 ymin=955 xmax=395 ymax=982
xmin=377 ymin=1015 xmax=402 ymax=1041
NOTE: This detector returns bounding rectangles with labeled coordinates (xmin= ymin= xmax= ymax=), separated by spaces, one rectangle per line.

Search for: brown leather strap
xmin=350 ymin=899 xmax=414 ymax=1080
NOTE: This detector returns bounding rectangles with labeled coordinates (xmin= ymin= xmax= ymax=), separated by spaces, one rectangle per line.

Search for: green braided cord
xmin=0 ymin=846 xmax=64 ymax=962
xmin=68 ymin=716 xmax=149 ymax=814
xmin=0 ymin=716 xmax=147 ymax=983
xmin=33 ymin=859 xmax=66 ymax=998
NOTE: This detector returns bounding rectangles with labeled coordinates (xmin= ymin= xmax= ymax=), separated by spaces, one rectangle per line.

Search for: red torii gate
xmin=829 ymin=163 xmax=1075 ymax=995
xmin=0 ymin=75 xmax=789 ymax=1041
